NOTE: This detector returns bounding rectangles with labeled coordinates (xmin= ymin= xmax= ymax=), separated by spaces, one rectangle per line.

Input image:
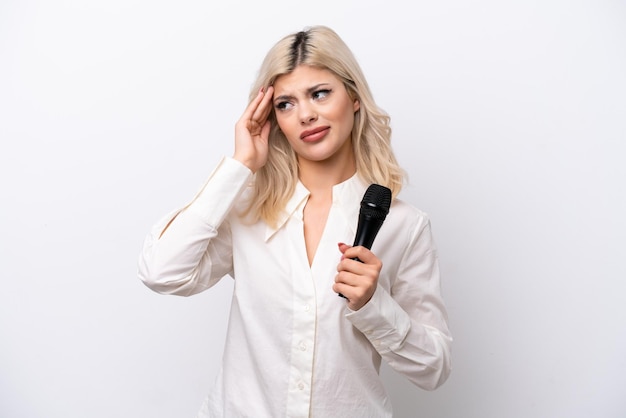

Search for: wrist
xmin=232 ymin=154 xmax=257 ymax=173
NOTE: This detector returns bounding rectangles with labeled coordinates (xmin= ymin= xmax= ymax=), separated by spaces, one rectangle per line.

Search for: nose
xmin=299 ymin=103 xmax=317 ymax=125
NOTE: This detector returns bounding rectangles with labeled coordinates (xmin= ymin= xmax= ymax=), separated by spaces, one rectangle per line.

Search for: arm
xmin=336 ymin=218 xmax=452 ymax=390
xmin=137 ymin=86 xmax=275 ymax=296
xmin=137 ymin=158 xmax=252 ymax=296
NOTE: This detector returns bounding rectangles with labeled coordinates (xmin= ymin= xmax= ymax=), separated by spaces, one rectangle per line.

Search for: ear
xmin=353 ymin=98 xmax=360 ymax=112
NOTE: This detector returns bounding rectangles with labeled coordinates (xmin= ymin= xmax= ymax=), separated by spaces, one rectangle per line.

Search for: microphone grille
xmin=360 ymin=184 xmax=392 ymax=219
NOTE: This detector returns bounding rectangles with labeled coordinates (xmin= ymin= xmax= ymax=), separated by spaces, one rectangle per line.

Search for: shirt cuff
xmin=186 ymin=157 xmax=253 ymax=227
xmin=345 ymin=285 xmax=411 ymax=353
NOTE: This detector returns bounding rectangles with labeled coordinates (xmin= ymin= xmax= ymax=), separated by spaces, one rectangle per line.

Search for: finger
xmin=240 ymin=87 xmax=269 ymax=123
xmin=337 ymin=242 xmax=351 ymax=256
xmin=337 ymin=257 xmax=365 ymax=277
xmin=343 ymin=246 xmax=380 ymax=266
xmin=335 ymin=269 xmax=359 ymax=285
xmin=333 ymin=282 xmax=351 ymax=299
xmin=333 ymin=277 xmax=359 ymax=295
xmin=336 ymin=258 xmax=380 ymax=290
xmin=261 ymin=119 xmax=271 ymax=139
xmin=332 ymin=280 xmax=371 ymax=310
xmin=251 ymin=86 xmax=274 ymax=125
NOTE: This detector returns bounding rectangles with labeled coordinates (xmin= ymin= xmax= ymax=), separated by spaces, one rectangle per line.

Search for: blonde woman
xmin=138 ymin=25 xmax=451 ymax=417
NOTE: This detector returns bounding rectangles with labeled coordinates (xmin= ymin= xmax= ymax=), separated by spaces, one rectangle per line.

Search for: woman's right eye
xmin=275 ymin=101 xmax=293 ymax=111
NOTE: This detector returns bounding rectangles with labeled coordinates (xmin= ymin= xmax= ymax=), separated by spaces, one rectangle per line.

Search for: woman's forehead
xmin=273 ymin=66 xmax=341 ymax=94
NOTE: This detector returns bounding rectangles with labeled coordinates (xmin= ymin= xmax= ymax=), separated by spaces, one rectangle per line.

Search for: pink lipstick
xmin=300 ymin=126 xmax=330 ymax=142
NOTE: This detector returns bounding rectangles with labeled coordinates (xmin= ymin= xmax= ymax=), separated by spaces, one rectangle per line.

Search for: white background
xmin=1 ymin=1 xmax=625 ymax=417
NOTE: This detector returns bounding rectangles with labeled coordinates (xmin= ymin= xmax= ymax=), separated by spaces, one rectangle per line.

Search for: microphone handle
xmin=352 ymin=217 xmax=385 ymax=250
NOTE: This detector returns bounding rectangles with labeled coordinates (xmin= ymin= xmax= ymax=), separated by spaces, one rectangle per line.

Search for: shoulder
xmin=389 ymin=197 xmax=431 ymax=227
xmin=382 ymin=197 xmax=436 ymax=248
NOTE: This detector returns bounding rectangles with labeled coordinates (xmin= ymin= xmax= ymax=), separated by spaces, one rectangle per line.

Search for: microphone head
xmin=360 ymin=184 xmax=392 ymax=220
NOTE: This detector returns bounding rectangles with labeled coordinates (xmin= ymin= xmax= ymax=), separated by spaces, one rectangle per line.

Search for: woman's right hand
xmin=233 ymin=86 xmax=274 ymax=173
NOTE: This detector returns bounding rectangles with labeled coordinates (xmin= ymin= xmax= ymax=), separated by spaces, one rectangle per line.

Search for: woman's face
xmin=272 ymin=65 xmax=360 ymax=165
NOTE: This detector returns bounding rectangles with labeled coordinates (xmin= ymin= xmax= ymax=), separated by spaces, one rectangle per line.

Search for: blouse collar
xmin=264 ymin=173 xmax=368 ymax=242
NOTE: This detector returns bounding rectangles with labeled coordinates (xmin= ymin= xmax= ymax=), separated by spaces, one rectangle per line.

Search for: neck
xmin=298 ymin=155 xmax=356 ymax=196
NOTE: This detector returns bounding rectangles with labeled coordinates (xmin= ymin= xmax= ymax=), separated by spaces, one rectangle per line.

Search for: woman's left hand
xmin=333 ymin=243 xmax=382 ymax=311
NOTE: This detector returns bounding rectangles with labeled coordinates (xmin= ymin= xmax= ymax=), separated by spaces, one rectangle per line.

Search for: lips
xmin=300 ymin=126 xmax=330 ymax=142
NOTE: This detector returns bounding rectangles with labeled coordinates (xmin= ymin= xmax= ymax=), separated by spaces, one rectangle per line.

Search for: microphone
xmin=352 ymin=184 xmax=392 ymax=256
xmin=338 ymin=184 xmax=392 ymax=299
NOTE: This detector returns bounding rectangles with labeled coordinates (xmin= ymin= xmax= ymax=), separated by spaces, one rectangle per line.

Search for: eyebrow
xmin=273 ymin=83 xmax=332 ymax=103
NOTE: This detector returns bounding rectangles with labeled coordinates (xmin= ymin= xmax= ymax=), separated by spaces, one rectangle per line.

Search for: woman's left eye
xmin=313 ymin=89 xmax=331 ymax=100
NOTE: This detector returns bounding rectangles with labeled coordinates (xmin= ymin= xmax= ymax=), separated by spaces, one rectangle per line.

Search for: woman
xmin=138 ymin=25 xmax=451 ymax=417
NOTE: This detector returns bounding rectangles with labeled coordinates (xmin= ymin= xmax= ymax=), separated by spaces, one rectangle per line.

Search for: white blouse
xmin=138 ymin=157 xmax=452 ymax=417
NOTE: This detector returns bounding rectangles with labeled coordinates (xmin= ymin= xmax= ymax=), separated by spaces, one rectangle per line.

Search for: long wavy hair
xmin=244 ymin=25 xmax=405 ymax=227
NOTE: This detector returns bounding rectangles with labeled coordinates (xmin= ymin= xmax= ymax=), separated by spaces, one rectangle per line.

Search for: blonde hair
xmin=245 ymin=25 xmax=405 ymax=226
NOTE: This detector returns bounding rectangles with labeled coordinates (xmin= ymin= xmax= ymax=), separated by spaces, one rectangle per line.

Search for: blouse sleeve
xmin=345 ymin=215 xmax=452 ymax=390
xmin=137 ymin=157 xmax=252 ymax=296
